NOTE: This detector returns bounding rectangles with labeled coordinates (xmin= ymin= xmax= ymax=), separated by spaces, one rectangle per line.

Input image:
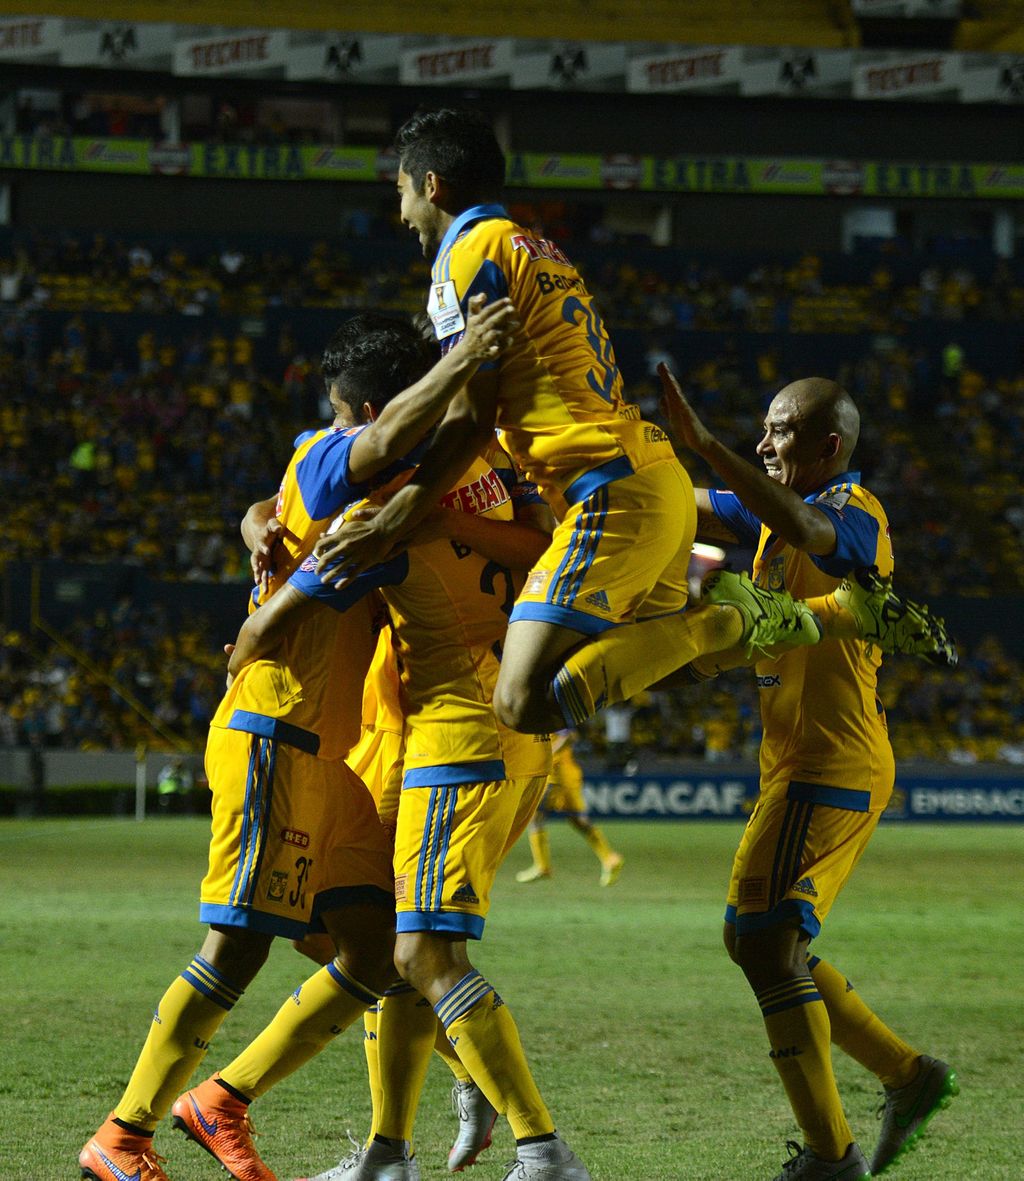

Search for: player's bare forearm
xmin=226 ymin=584 xmax=316 ymax=679
xmin=347 ymin=294 xmax=517 ymax=484
xmin=428 ymin=510 xmax=551 ymax=571
xmin=316 ymin=381 xmax=497 ymax=585
xmin=660 ymin=364 xmax=834 ymax=555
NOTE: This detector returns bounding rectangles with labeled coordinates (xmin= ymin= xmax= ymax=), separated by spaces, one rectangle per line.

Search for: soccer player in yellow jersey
xmin=313 ymin=108 xmax=824 ymax=747
xmin=273 ymin=320 xmax=588 ymax=1181
xmin=515 ymin=729 xmax=624 ymax=887
xmin=660 ymin=368 xmax=958 ymax=1181
xmin=79 ymin=298 xmax=517 ymax=1181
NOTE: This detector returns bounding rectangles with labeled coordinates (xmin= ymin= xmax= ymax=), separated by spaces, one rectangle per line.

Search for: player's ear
xmin=424 ymin=170 xmax=445 ymax=205
xmin=363 ymin=401 xmax=378 ymax=422
xmin=823 ymin=432 xmax=842 ymax=459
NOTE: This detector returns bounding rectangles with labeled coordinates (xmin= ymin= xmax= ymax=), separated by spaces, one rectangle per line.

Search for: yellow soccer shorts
xmin=348 ymin=723 xmax=405 ymax=834
xmin=724 ymin=791 xmax=881 ymax=941
xmin=201 ymin=725 xmax=394 ymax=941
xmin=393 ymin=775 xmax=547 ymax=939
xmin=510 ymin=459 xmax=696 ymax=635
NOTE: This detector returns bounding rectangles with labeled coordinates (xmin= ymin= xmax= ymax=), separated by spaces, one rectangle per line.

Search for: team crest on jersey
xmin=427 ymin=280 xmax=466 ymax=340
xmin=267 ymin=871 xmax=289 ymax=902
xmin=766 ymin=555 xmax=786 ymax=591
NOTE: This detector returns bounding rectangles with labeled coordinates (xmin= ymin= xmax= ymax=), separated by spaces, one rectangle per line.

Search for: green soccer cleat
xmin=701 ymin=570 xmax=822 ymax=659
xmin=772 ymin=1141 xmax=871 ymax=1181
xmin=834 ymin=567 xmax=958 ymax=667
xmin=515 ymin=864 xmax=552 ymax=884
xmin=869 ymin=1055 xmax=959 ymax=1175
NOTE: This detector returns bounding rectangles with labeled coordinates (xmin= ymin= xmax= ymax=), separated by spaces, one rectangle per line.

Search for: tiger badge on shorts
xmin=267 ymin=870 xmax=289 ymax=902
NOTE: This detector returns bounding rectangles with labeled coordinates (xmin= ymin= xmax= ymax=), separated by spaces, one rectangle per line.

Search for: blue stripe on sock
xmin=325 ymin=961 xmax=382 ymax=1007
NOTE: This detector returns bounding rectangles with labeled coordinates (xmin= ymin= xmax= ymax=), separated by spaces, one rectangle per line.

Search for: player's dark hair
xmin=395 ymin=108 xmax=506 ymax=208
xmin=321 ymin=313 xmax=434 ymax=419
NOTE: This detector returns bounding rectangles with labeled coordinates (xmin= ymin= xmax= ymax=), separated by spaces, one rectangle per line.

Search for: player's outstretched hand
xmin=658 ymin=362 xmax=715 ymax=457
xmin=460 ymin=292 xmax=519 ymax=362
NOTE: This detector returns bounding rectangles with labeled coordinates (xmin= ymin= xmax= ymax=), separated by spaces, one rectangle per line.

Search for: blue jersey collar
xmin=803 ymin=470 xmax=861 ymax=503
xmin=435 ymin=203 xmax=507 ymax=264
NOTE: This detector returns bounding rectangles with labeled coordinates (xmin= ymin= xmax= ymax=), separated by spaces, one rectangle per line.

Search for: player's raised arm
xmin=225 ymin=582 xmax=319 ymax=684
xmin=345 ymin=293 xmax=517 ymax=486
xmin=315 ymin=370 xmax=500 ymax=586
xmin=658 ymin=362 xmax=837 ymax=556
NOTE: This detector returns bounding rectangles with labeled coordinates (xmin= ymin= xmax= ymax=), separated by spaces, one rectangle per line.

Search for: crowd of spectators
xmin=0 ymin=600 xmax=223 ymax=753
xmin=2 ymin=228 xmax=1023 ymax=761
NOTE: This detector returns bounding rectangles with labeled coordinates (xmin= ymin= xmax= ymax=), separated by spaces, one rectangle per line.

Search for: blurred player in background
xmin=660 ymin=367 xmax=958 ymax=1181
xmin=79 ymin=298 xmax=515 ymax=1181
xmin=516 ymin=729 xmax=624 ymax=887
xmin=314 ymin=108 xmax=824 ymax=754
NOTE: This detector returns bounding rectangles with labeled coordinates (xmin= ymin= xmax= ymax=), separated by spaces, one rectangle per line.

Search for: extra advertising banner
xmin=581 ymin=771 xmax=1024 ymax=822
xmin=4 ymin=136 xmax=1024 ymax=199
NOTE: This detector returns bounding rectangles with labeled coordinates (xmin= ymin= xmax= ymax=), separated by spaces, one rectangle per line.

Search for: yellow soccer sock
xmin=433 ymin=1017 xmax=472 ymax=1083
xmin=582 ymin=825 xmax=613 ymax=865
xmin=220 ymin=961 xmax=382 ymax=1099
xmin=363 ymin=1001 xmax=382 ymax=1141
xmin=756 ymin=977 xmax=852 ymax=1161
xmin=116 ymin=955 xmax=244 ymax=1131
xmin=375 ymin=984 xmax=437 ymax=1142
xmin=434 ymin=971 xmax=553 ymax=1140
xmin=528 ymin=830 xmax=552 ymax=874
xmin=553 ymin=605 xmax=742 ymax=725
xmin=808 ymin=955 xmax=919 ymax=1089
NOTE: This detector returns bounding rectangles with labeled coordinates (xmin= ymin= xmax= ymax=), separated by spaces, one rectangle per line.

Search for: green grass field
xmin=1 ymin=818 xmax=1021 ymax=1180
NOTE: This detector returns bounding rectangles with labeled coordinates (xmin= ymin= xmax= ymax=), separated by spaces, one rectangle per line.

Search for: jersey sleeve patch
xmin=810 ymin=500 xmax=882 ymax=577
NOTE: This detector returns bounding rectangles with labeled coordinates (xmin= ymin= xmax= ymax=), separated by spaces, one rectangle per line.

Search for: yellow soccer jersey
xmin=383 ymin=451 xmax=551 ymax=788
xmin=709 ymin=472 xmax=896 ymax=811
xmin=426 ymin=205 xmax=675 ymax=503
xmin=212 ymin=425 xmax=402 ymax=762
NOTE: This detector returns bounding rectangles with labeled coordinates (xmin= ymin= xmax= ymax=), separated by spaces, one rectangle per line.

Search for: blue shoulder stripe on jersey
xmin=288 ymin=552 xmax=409 ymax=610
xmin=563 ymin=455 xmax=635 ymax=505
xmin=433 ymin=203 xmax=508 ymax=282
xmin=707 ymin=487 xmax=761 ymax=547
xmin=226 ymin=710 xmax=320 ymax=755
xmin=402 ymin=760 xmax=507 ymax=788
xmin=294 ymin=428 xmax=366 ymax=522
xmin=787 ymin=780 xmax=871 ymax=812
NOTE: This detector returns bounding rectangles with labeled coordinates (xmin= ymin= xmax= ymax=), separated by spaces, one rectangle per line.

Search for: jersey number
xmin=480 ymin=559 xmax=515 ymax=660
xmin=561 ymin=295 xmax=620 ymax=403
